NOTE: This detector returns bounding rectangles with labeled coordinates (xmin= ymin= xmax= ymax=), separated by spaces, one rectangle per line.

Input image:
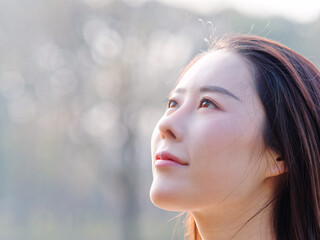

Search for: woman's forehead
xmin=175 ymin=50 xmax=255 ymax=96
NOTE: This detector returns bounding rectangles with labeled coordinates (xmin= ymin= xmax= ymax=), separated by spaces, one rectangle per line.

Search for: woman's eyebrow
xmin=171 ymin=86 xmax=241 ymax=101
xmin=169 ymin=87 xmax=185 ymax=96
xmin=200 ymin=86 xmax=240 ymax=101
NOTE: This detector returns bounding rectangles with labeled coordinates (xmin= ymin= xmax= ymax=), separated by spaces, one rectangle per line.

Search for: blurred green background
xmin=0 ymin=0 xmax=319 ymax=239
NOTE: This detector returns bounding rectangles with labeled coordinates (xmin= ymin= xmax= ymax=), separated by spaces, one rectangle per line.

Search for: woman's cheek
xmin=190 ymin=117 xmax=238 ymax=157
xmin=188 ymin=116 xmax=251 ymax=178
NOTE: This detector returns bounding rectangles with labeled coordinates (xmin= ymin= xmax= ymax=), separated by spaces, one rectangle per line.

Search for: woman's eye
xmin=167 ymin=99 xmax=178 ymax=108
xmin=199 ymin=99 xmax=217 ymax=109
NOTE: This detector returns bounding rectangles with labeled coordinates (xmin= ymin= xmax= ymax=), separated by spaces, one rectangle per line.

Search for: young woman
xmin=150 ymin=34 xmax=320 ymax=240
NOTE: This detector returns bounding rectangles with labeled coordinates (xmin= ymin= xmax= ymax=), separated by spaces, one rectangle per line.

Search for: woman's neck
xmin=190 ymin=197 xmax=275 ymax=240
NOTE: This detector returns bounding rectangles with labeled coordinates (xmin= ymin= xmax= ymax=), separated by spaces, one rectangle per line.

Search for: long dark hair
xmin=184 ymin=35 xmax=320 ymax=240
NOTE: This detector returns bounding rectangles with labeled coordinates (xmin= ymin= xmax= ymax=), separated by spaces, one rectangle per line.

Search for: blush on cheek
xmin=191 ymin=117 xmax=239 ymax=156
xmin=186 ymin=116 xmax=262 ymax=201
xmin=192 ymin=114 xmax=263 ymax=157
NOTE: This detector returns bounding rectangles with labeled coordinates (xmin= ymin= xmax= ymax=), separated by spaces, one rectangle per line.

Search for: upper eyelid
xmin=165 ymin=98 xmax=179 ymax=108
xmin=167 ymin=95 xmax=180 ymax=103
xmin=198 ymin=97 xmax=220 ymax=109
xmin=198 ymin=95 xmax=218 ymax=104
xmin=166 ymin=96 xmax=221 ymax=109
xmin=166 ymin=97 xmax=177 ymax=103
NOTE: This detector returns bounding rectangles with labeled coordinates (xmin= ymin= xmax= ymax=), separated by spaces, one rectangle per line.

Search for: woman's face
xmin=150 ymin=50 xmax=274 ymax=212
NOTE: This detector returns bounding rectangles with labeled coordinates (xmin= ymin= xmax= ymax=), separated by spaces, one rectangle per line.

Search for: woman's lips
xmin=154 ymin=151 xmax=189 ymax=167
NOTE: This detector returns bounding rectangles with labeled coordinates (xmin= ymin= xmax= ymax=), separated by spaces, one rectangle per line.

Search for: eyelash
xmin=199 ymin=98 xmax=218 ymax=109
xmin=167 ymin=99 xmax=177 ymax=108
xmin=167 ymin=98 xmax=219 ymax=109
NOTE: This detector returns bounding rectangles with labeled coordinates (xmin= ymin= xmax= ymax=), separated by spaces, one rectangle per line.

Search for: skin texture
xmin=150 ymin=50 xmax=285 ymax=239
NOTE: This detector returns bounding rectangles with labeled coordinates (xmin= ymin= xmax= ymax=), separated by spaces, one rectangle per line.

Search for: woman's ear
xmin=265 ymin=151 xmax=287 ymax=178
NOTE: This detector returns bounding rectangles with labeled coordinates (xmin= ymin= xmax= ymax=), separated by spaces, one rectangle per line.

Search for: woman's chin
xmin=150 ymin=182 xmax=188 ymax=211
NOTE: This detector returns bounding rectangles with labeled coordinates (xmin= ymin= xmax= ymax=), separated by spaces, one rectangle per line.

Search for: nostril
xmin=159 ymin=129 xmax=176 ymax=139
xmin=166 ymin=130 xmax=176 ymax=139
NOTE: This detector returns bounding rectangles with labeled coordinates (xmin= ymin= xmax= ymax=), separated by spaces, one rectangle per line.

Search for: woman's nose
xmin=157 ymin=113 xmax=184 ymax=142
